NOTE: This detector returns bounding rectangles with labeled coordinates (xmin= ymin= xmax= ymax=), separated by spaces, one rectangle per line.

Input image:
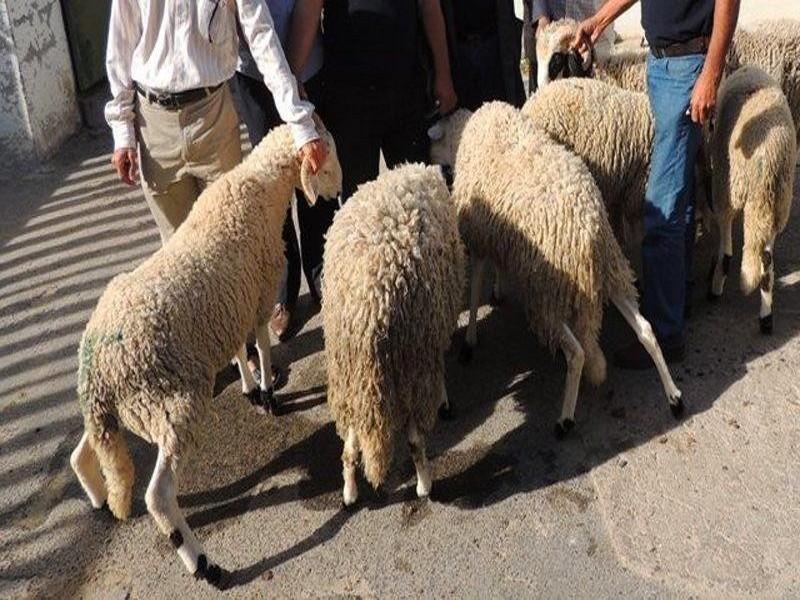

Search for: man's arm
xmin=572 ymin=0 xmax=638 ymax=52
xmin=237 ymin=0 xmax=321 ymax=152
xmin=690 ymin=0 xmax=740 ymax=124
xmin=287 ymin=0 xmax=323 ymax=88
xmin=105 ymin=0 xmax=142 ymax=185
xmin=418 ymin=0 xmax=458 ymax=113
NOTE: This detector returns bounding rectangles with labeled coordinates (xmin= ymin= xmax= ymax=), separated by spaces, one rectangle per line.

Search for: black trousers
xmin=454 ymin=34 xmax=507 ymax=110
xmin=231 ymin=72 xmax=336 ymax=305
xmin=320 ymin=78 xmax=430 ymax=202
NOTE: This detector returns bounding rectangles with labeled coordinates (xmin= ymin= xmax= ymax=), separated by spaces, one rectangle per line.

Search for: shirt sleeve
xmin=530 ymin=0 xmax=549 ymax=22
xmin=236 ymin=0 xmax=318 ymax=149
xmin=104 ymin=0 xmax=142 ymax=150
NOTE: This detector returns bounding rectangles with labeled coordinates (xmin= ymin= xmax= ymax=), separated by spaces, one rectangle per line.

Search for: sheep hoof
xmin=554 ymin=419 xmax=574 ymax=440
xmin=706 ymin=289 xmax=722 ymax=303
xmin=342 ymin=487 xmax=358 ymax=508
xmin=260 ymin=388 xmax=279 ymax=415
xmin=416 ymin=477 xmax=432 ymax=498
xmin=458 ymin=344 xmax=474 ymax=364
xmin=245 ymin=388 xmax=260 ymax=406
xmin=438 ymin=402 xmax=456 ymax=421
xmin=194 ymin=554 xmax=225 ymax=588
xmin=759 ymin=314 xmax=773 ymax=335
xmin=669 ymin=397 xmax=685 ymax=419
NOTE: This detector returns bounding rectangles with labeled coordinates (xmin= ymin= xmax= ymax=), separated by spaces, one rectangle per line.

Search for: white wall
xmin=0 ymin=0 xmax=80 ymax=170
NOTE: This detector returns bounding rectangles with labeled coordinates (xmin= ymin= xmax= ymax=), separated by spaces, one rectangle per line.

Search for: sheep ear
xmin=300 ymin=156 xmax=319 ymax=205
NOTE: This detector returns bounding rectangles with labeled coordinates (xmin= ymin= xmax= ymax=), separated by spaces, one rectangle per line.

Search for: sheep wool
xmin=72 ymin=122 xmax=342 ymax=585
xmin=322 ymin=163 xmax=465 ymax=502
xmin=707 ymin=66 xmax=797 ymax=333
xmin=728 ymin=19 xmax=800 ymax=146
xmin=432 ymin=102 xmax=683 ymax=434
xmin=522 ymin=78 xmax=654 ymax=237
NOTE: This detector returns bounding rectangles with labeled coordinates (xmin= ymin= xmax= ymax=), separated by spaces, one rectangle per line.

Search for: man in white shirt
xmin=105 ymin=0 xmax=327 ymax=243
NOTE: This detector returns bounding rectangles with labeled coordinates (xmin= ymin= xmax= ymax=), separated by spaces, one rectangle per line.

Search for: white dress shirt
xmin=104 ymin=0 xmax=317 ymax=151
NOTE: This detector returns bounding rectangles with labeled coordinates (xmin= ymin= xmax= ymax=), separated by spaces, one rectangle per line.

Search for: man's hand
xmin=434 ymin=74 xmax=458 ymax=114
xmin=112 ymin=148 xmax=139 ymax=186
xmin=690 ymin=67 xmax=722 ymax=124
xmin=299 ymin=138 xmax=328 ymax=174
xmin=571 ymin=15 xmax=603 ymax=53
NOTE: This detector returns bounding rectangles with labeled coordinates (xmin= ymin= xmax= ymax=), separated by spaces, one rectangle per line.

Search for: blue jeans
xmin=642 ymin=54 xmax=705 ymax=347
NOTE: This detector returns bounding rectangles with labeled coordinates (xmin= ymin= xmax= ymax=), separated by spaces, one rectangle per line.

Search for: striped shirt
xmin=105 ymin=0 xmax=317 ymax=151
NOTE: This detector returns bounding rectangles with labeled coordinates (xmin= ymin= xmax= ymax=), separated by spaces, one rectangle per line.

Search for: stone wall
xmin=0 ymin=0 xmax=80 ymax=171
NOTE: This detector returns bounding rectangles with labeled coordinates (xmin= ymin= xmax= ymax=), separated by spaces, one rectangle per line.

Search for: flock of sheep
xmin=69 ymin=18 xmax=798 ymax=588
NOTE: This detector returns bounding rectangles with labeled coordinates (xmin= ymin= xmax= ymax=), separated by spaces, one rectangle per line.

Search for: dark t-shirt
xmin=322 ymin=0 xmax=420 ymax=86
xmin=641 ymin=0 xmax=715 ymax=48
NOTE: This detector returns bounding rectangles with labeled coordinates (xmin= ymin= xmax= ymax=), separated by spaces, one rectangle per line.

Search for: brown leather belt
xmin=134 ymin=82 xmax=223 ymax=110
xmin=650 ymin=36 xmax=710 ymax=59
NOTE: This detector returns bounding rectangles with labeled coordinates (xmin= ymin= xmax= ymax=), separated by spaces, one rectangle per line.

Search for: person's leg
xmin=323 ymin=83 xmax=382 ymax=202
xmin=636 ymin=54 xmax=704 ymax=351
xmin=136 ymin=95 xmax=197 ymax=243
xmin=381 ymin=84 xmax=430 ymax=168
xmin=296 ymin=190 xmax=337 ymax=303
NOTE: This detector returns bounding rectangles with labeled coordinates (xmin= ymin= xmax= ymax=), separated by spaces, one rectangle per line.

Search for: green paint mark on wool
xmin=76 ymin=331 xmax=123 ymax=412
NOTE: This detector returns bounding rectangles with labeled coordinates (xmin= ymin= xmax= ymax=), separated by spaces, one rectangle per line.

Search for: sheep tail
xmin=78 ymin=334 xmax=134 ymax=520
xmin=359 ymin=424 xmax=395 ymax=491
xmin=740 ymin=200 xmax=772 ymax=295
xmin=91 ymin=423 xmax=135 ymax=520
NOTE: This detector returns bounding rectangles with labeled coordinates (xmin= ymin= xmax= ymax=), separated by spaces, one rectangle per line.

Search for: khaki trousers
xmin=135 ymin=84 xmax=242 ymax=243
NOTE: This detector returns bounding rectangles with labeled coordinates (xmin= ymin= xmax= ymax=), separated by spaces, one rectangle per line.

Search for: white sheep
xmin=535 ymin=18 xmax=647 ymax=93
xmin=521 ymin=77 xmax=654 ymax=246
xmin=706 ymin=66 xmax=797 ymax=334
xmin=728 ymin=19 xmax=800 ymax=147
xmin=70 ymin=122 xmax=342 ymax=586
xmin=430 ymin=102 xmax=683 ymax=437
xmin=321 ymin=163 xmax=465 ymax=505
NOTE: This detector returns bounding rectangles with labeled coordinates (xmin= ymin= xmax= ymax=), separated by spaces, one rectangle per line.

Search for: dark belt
xmin=134 ymin=82 xmax=223 ymax=110
xmin=650 ymin=36 xmax=710 ymax=59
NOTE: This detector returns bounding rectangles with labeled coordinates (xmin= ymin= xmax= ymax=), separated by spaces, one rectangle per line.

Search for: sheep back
xmin=452 ymin=102 xmax=636 ymax=357
xmin=322 ymin=163 xmax=465 ymax=488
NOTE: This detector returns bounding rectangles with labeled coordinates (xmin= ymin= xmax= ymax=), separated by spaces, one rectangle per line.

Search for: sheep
xmin=705 ymin=66 xmax=797 ymax=334
xmin=536 ymin=18 xmax=647 ymax=93
xmin=70 ymin=121 xmax=342 ymax=586
xmin=321 ymin=163 xmax=465 ymax=506
xmin=429 ymin=102 xmax=683 ymax=437
xmin=728 ymin=20 xmax=800 ymax=147
xmin=521 ymin=77 xmax=654 ymax=245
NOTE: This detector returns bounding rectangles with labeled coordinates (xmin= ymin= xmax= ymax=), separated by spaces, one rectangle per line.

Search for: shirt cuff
xmin=290 ymin=118 xmax=319 ymax=150
xmin=111 ymin=121 xmax=137 ymax=150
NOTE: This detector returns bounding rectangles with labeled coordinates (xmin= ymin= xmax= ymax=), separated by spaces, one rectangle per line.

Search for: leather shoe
xmin=613 ymin=340 xmax=685 ymax=370
xmin=269 ymin=303 xmax=293 ymax=341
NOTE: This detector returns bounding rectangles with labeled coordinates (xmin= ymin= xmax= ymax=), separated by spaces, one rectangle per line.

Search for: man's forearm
xmin=287 ymin=0 xmax=323 ymax=76
xmin=703 ymin=0 xmax=740 ymax=81
xmin=593 ymin=0 xmax=637 ymax=33
xmin=418 ymin=0 xmax=452 ymax=83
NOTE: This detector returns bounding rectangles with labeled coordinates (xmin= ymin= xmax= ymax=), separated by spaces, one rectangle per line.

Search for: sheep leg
xmin=437 ymin=378 xmax=455 ymax=421
xmin=254 ymin=323 xmax=278 ymax=415
xmin=233 ymin=344 xmax=258 ymax=400
xmin=555 ymin=323 xmax=584 ymax=439
xmin=145 ymin=446 xmax=223 ymax=587
xmin=709 ymin=217 xmax=733 ymax=299
xmin=611 ymin=293 xmax=684 ymax=418
xmin=342 ymin=426 xmax=359 ymax=507
xmin=460 ymin=256 xmax=486 ymax=363
xmin=70 ymin=432 xmax=107 ymax=509
xmin=408 ymin=420 xmax=432 ymax=498
xmin=759 ymin=237 xmax=775 ymax=334
xmin=490 ymin=270 xmax=505 ymax=305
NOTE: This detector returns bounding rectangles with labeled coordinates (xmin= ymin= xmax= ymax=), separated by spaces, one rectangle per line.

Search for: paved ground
xmin=2 ymin=13 xmax=800 ymax=600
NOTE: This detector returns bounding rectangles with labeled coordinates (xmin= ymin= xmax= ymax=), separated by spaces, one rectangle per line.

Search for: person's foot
xmin=269 ymin=303 xmax=293 ymax=341
xmin=614 ymin=340 xmax=685 ymax=370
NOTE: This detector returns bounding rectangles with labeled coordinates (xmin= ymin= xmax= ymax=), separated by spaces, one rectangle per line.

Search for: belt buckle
xmin=158 ymin=93 xmax=178 ymax=109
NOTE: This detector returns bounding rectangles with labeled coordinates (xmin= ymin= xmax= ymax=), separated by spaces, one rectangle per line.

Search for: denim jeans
xmin=642 ymin=53 xmax=705 ymax=347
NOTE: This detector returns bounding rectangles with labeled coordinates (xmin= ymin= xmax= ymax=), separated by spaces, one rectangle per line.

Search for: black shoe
xmin=614 ymin=340 xmax=685 ymax=370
